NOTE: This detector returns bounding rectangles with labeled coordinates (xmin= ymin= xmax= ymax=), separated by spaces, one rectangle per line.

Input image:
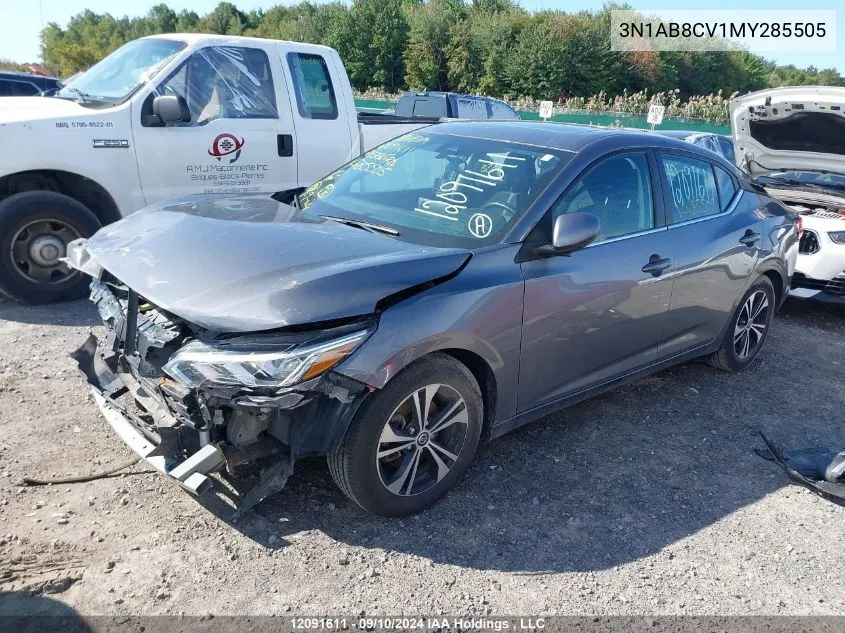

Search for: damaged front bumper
xmin=73 ymin=335 xmax=225 ymax=497
xmin=72 ymin=280 xmax=372 ymax=514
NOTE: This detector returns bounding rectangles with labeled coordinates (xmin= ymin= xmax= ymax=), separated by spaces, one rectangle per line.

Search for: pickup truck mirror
xmin=152 ymin=95 xmax=190 ymax=124
xmin=550 ymin=212 xmax=600 ymax=254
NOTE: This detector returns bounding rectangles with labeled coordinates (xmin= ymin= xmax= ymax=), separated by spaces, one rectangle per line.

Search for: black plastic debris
xmin=757 ymin=432 xmax=845 ymax=505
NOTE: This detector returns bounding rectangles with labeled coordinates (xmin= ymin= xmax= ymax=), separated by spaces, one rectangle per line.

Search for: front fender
xmin=336 ymin=246 xmax=525 ymax=424
xmin=0 ymin=104 xmax=141 ymax=216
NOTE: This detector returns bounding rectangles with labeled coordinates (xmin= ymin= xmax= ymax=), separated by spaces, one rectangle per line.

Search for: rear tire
xmin=0 ymin=191 xmax=101 ymax=304
xmin=709 ymin=275 xmax=775 ymax=372
xmin=328 ymin=353 xmax=483 ymax=517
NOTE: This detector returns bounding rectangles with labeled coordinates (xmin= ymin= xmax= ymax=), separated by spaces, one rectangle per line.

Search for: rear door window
xmin=455 ymin=96 xmax=488 ymax=120
xmin=287 ymin=52 xmax=338 ymax=120
xmin=660 ymin=154 xmax=721 ymax=223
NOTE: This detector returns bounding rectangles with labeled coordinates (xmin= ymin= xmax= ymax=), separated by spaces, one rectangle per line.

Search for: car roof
xmin=138 ymin=32 xmax=337 ymax=57
xmin=0 ymin=70 xmax=59 ymax=82
xmin=653 ymin=129 xmax=699 ymax=139
xmin=402 ymin=91 xmax=512 ymax=105
xmin=652 ymin=129 xmax=731 ymax=141
xmin=429 ymin=120 xmax=713 ymax=153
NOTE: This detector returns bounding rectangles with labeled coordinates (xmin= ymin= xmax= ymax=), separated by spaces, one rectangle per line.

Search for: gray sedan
xmin=68 ymin=122 xmax=799 ymax=517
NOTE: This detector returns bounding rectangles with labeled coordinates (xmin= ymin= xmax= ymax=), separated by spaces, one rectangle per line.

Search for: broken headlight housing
xmin=162 ymin=329 xmax=370 ymax=390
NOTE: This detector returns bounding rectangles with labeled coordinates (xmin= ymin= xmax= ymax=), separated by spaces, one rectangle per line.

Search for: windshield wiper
xmin=319 ymin=215 xmax=399 ymax=236
xmin=57 ymin=87 xmax=101 ymax=103
xmin=757 ymin=176 xmax=844 ymax=194
xmin=758 ymin=172 xmax=845 ymax=192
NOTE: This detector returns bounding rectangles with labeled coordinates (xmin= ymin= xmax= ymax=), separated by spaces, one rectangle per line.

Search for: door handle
xmin=277 ymin=134 xmax=294 ymax=157
xmin=642 ymin=255 xmax=672 ymax=277
xmin=740 ymin=230 xmax=760 ymax=247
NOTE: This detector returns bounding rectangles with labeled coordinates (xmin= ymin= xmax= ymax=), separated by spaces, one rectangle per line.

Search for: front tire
xmin=328 ymin=353 xmax=483 ymax=517
xmin=709 ymin=275 xmax=775 ymax=372
xmin=0 ymin=191 xmax=101 ymax=304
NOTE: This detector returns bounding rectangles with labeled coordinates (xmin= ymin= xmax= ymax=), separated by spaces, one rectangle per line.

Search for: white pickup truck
xmin=0 ymin=34 xmax=431 ymax=303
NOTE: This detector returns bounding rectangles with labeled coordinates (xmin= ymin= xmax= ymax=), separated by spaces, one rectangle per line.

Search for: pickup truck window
xmin=156 ymin=46 xmax=277 ymax=125
xmin=298 ymin=132 xmax=570 ymax=248
xmin=394 ymin=95 xmax=446 ymax=118
xmin=57 ymin=38 xmax=184 ymax=104
xmin=287 ymin=53 xmax=338 ymax=120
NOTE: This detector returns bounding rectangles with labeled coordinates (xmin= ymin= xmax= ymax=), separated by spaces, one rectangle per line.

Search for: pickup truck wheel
xmin=328 ymin=354 xmax=483 ymax=517
xmin=709 ymin=275 xmax=775 ymax=372
xmin=0 ymin=191 xmax=101 ymax=304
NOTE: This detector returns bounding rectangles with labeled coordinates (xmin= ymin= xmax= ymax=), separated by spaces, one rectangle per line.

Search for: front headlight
xmin=829 ymin=231 xmax=845 ymax=245
xmin=162 ymin=330 xmax=370 ymax=389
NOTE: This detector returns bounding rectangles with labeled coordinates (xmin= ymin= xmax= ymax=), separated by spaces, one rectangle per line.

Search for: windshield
xmin=298 ymin=132 xmax=571 ymax=248
xmin=57 ymin=38 xmax=185 ymax=104
xmin=758 ymin=170 xmax=845 ymax=192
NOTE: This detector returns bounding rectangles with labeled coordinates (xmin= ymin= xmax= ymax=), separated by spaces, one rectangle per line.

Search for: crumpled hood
xmin=0 ymin=96 xmax=89 ymax=123
xmin=731 ymin=87 xmax=845 ymax=175
xmin=78 ymin=195 xmax=471 ymax=333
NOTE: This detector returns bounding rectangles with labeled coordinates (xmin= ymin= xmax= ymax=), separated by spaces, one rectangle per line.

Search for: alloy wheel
xmin=376 ymin=383 xmax=469 ymax=497
xmin=734 ymin=290 xmax=769 ymax=360
xmin=11 ymin=219 xmax=80 ymax=284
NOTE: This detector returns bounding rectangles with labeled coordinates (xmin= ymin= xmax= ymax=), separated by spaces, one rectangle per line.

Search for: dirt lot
xmin=0 ymin=295 xmax=843 ymax=617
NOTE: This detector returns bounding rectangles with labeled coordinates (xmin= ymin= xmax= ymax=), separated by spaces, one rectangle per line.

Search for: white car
xmin=732 ymin=86 xmax=845 ymax=304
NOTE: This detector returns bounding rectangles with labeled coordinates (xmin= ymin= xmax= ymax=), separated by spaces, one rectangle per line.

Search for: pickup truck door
xmin=279 ymin=46 xmax=358 ymax=186
xmin=131 ymin=42 xmax=297 ymax=205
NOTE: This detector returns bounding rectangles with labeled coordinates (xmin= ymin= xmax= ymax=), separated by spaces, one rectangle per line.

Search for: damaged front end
xmin=71 ymin=278 xmax=374 ymax=515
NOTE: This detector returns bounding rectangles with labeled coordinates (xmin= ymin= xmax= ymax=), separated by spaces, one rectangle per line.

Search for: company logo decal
xmin=208 ymin=133 xmax=244 ymax=164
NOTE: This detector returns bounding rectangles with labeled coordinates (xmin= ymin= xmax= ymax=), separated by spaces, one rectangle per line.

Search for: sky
xmin=0 ymin=0 xmax=841 ymax=72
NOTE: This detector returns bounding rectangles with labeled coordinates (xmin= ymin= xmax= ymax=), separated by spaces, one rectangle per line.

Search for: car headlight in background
xmin=162 ymin=330 xmax=371 ymax=389
xmin=829 ymin=231 xmax=845 ymax=245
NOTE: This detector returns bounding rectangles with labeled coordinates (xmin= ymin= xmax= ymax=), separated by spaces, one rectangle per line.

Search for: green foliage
xmin=0 ymin=59 xmax=30 ymax=72
xmin=33 ymin=0 xmax=845 ymax=99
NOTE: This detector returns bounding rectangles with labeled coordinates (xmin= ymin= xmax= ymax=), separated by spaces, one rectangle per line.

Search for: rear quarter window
xmin=714 ymin=166 xmax=738 ymax=210
xmin=489 ymin=100 xmax=519 ymax=120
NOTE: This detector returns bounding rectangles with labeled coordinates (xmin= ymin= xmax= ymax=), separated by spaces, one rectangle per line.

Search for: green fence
xmin=354 ymin=98 xmax=730 ymax=135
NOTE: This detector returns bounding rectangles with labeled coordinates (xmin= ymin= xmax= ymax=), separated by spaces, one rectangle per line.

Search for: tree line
xmin=31 ymin=0 xmax=845 ymax=101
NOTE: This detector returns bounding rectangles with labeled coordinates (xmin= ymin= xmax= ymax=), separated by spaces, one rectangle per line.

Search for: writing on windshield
xmin=298 ymin=132 xmax=569 ymax=248
xmin=415 ymin=153 xmax=527 ymax=223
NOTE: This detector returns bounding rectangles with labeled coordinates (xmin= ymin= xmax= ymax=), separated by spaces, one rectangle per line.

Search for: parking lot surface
xmin=0 ymin=297 xmax=843 ymax=615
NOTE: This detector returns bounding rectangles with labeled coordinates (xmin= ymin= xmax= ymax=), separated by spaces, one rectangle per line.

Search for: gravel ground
xmin=0 ymin=295 xmax=843 ymax=617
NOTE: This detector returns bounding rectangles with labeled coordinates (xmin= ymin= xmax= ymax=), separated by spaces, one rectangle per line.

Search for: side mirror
xmin=152 ymin=95 xmax=190 ymax=124
xmin=550 ymin=212 xmax=600 ymax=255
